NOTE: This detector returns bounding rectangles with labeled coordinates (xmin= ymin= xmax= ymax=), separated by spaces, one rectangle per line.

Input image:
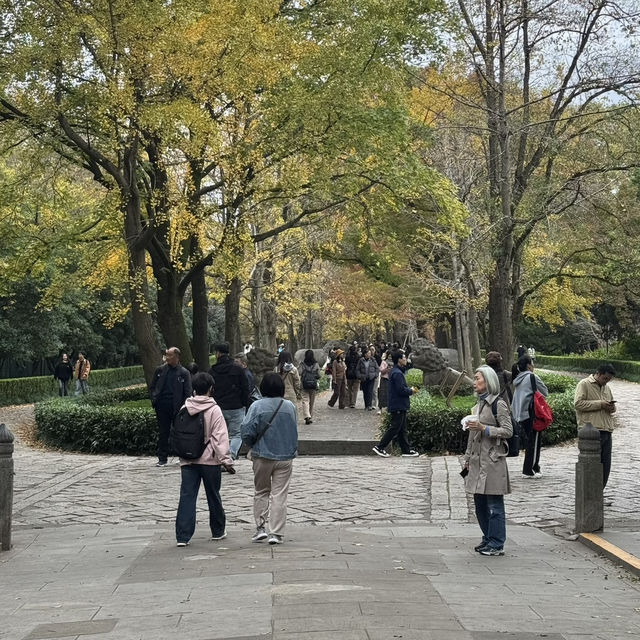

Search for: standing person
xmin=372 ymin=350 xmax=419 ymax=457
xmin=370 ymin=343 xmax=382 ymax=411
xmin=241 ymin=372 xmax=298 ymax=545
xmin=358 ymin=348 xmax=380 ymax=411
xmin=277 ymin=351 xmax=302 ymax=409
xmin=327 ymin=349 xmax=347 ymax=409
xmin=234 ymin=352 xmax=259 ymax=404
xmin=463 ymin=365 xmax=513 ymax=556
xmin=150 ymin=347 xmax=193 ymax=467
xmin=485 ymin=351 xmax=512 ymax=405
xmin=175 ymin=373 xmax=235 ymax=547
xmin=377 ymin=348 xmax=394 ymax=416
xmin=73 ymin=352 xmax=91 ymax=395
xmin=345 ymin=345 xmax=361 ymax=408
xmin=517 ymin=345 xmax=527 ymax=359
xmin=574 ymin=363 xmax=617 ymax=488
xmin=54 ymin=353 xmax=73 ymax=396
xmin=298 ymin=349 xmax=321 ymax=425
xmin=208 ymin=343 xmax=250 ymax=460
xmin=325 ymin=348 xmax=336 ymax=388
xmin=511 ymin=355 xmax=549 ymax=478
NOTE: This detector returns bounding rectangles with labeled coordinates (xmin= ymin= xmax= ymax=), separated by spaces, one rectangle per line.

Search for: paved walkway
xmin=2 ymin=380 xmax=640 ymax=639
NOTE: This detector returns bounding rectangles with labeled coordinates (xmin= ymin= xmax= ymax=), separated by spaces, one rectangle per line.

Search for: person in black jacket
xmin=53 ymin=353 xmax=74 ymax=396
xmin=209 ymin=343 xmax=250 ymax=459
xmin=150 ymin=347 xmax=193 ymax=467
xmin=345 ymin=345 xmax=361 ymax=409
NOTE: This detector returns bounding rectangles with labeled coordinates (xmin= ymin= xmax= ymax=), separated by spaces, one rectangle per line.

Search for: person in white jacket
xmin=175 ymin=372 xmax=235 ymax=547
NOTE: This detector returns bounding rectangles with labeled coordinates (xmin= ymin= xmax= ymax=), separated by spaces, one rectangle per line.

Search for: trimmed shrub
xmin=536 ymin=355 xmax=640 ymax=382
xmin=35 ymin=399 xmax=156 ymax=455
xmin=405 ymin=368 xmax=423 ymax=387
xmin=0 ymin=365 xmax=144 ymax=406
xmin=381 ymin=387 xmax=578 ymax=455
xmin=537 ymin=372 xmax=575 ymax=394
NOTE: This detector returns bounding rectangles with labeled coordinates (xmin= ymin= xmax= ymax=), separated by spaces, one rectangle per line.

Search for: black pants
xmin=378 ymin=410 xmax=411 ymax=454
xmin=155 ymin=404 xmax=175 ymax=463
xmin=521 ymin=418 xmax=541 ymax=476
xmin=599 ymin=430 xmax=612 ymax=488
xmin=361 ymin=378 xmax=375 ymax=408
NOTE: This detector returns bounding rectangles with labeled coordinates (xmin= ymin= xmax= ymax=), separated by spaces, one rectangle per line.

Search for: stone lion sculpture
xmin=408 ymin=338 xmax=473 ymax=391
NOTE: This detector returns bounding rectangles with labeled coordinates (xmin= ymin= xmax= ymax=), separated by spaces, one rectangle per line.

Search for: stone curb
xmin=579 ymin=532 xmax=640 ymax=577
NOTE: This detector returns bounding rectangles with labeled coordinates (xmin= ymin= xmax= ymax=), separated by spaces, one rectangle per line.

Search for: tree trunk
xmin=191 ymin=266 xmax=209 ymax=370
xmin=251 ymin=259 xmax=277 ymax=351
xmin=468 ymin=304 xmax=482 ymax=369
xmin=487 ymin=268 xmax=514 ymax=358
xmin=155 ymin=272 xmax=193 ymax=362
xmin=225 ymin=276 xmax=242 ymax=354
xmin=454 ymin=308 xmax=464 ymax=370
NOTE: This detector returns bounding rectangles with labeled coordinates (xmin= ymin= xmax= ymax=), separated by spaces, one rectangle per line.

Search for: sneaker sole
xmin=211 ymin=534 xmax=227 ymax=541
xmin=252 ymin=535 xmax=268 ymax=543
xmin=268 ymin=538 xmax=283 ymax=545
xmin=372 ymin=447 xmax=389 ymax=458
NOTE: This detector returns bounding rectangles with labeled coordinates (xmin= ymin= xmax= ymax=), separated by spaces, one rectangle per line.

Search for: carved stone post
xmin=575 ymin=422 xmax=603 ymax=533
xmin=0 ymin=423 xmax=15 ymax=551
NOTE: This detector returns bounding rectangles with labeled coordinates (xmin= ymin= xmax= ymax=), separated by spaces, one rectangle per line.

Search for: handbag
xmin=246 ymin=398 xmax=284 ymax=461
xmin=530 ymin=374 xmax=553 ymax=431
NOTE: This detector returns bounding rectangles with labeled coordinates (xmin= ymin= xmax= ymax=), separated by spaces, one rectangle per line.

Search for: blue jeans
xmin=175 ymin=464 xmax=225 ymax=543
xmin=75 ymin=379 xmax=89 ymax=395
xmin=473 ymin=494 xmax=506 ymax=550
xmin=222 ymin=408 xmax=245 ymax=459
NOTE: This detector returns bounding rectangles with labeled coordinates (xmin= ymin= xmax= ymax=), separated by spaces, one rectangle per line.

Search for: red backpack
xmin=530 ymin=374 xmax=553 ymax=431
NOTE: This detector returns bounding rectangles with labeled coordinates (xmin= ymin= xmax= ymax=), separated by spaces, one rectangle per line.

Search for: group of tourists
xmin=53 ymin=352 xmax=91 ymax=396
xmin=464 ymin=351 xmax=616 ymax=558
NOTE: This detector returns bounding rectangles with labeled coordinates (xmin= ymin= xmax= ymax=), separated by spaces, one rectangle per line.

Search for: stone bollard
xmin=0 ymin=423 xmax=15 ymax=551
xmin=575 ymin=422 xmax=603 ymax=533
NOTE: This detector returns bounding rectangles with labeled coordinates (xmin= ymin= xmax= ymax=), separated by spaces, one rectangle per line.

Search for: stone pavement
xmin=2 ymin=379 xmax=640 ymax=639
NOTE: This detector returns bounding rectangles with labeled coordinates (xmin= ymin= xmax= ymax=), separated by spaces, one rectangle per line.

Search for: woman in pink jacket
xmin=175 ymin=372 xmax=235 ymax=547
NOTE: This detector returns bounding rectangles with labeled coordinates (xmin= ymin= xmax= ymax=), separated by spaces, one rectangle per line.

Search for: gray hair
xmin=475 ymin=365 xmax=500 ymax=396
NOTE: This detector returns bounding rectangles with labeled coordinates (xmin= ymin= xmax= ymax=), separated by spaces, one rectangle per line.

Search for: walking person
xmin=150 ymin=347 xmax=193 ymax=467
xmin=372 ymin=350 xmax=419 ymax=457
xmin=327 ymin=349 xmax=347 ymax=409
xmin=574 ymin=363 xmax=617 ymax=488
xmin=73 ymin=352 xmax=91 ymax=395
xmin=345 ymin=345 xmax=361 ymax=408
xmin=298 ymin=349 xmax=321 ymax=424
xmin=241 ymin=372 xmax=298 ymax=545
xmin=277 ymin=351 xmax=302 ymax=410
xmin=358 ymin=348 xmax=380 ymax=411
xmin=175 ymin=373 xmax=235 ymax=547
xmin=54 ymin=353 xmax=73 ymax=396
xmin=463 ymin=365 xmax=513 ymax=556
xmin=511 ymin=355 xmax=549 ymax=478
xmin=208 ymin=343 xmax=250 ymax=460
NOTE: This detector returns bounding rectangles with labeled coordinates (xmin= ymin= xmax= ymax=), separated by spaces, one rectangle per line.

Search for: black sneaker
xmin=474 ymin=542 xmax=488 ymax=552
xmin=372 ymin=445 xmax=390 ymax=458
xmin=155 ymin=461 xmax=168 ymax=467
xmin=480 ymin=547 xmax=504 ymax=556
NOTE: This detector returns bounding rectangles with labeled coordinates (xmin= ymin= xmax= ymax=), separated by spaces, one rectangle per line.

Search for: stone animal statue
xmin=293 ymin=348 xmax=329 ymax=369
xmin=246 ymin=347 xmax=277 ymax=385
xmin=408 ymin=338 xmax=473 ymax=391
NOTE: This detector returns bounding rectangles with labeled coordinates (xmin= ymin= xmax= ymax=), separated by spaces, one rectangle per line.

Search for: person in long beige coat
xmin=463 ymin=365 xmax=513 ymax=556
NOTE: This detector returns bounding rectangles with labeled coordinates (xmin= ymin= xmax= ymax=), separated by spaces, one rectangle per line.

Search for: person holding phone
xmin=463 ymin=365 xmax=513 ymax=556
xmin=574 ymin=363 xmax=617 ymax=488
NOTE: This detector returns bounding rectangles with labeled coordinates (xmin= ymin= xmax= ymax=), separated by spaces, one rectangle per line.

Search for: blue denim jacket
xmin=241 ymin=396 xmax=298 ymax=460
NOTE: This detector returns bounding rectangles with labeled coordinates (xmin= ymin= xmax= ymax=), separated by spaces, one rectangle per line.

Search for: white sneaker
xmin=522 ymin=473 xmax=535 ymax=479
xmin=534 ymin=471 xmax=543 ymax=478
xmin=211 ymin=530 xmax=227 ymax=540
xmin=268 ymin=534 xmax=283 ymax=545
xmin=176 ymin=541 xmax=189 ymax=547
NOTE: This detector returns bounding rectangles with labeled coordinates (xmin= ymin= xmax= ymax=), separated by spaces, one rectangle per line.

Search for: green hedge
xmin=536 ymin=355 xmax=640 ymax=382
xmin=382 ymin=380 xmax=578 ymax=455
xmin=0 ymin=365 xmax=144 ymax=406
xmin=35 ymin=398 xmax=156 ymax=455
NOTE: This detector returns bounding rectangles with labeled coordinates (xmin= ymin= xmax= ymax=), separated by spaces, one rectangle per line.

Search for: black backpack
xmin=301 ymin=365 xmax=318 ymax=390
xmin=170 ymin=407 xmax=208 ymax=459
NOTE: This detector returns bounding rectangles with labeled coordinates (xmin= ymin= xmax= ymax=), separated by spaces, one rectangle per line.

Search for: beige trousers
xmin=301 ymin=389 xmax=317 ymax=419
xmin=252 ymin=457 xmax=293 ymax=535
xmin=347 ymin=379 xmax=360 ymax=407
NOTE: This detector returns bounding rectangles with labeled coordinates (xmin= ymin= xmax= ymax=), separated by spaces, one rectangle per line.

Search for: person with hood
xmin=357 ymin=348 xmax=380 ymax=411
xmin=298 ymin=349 xmax=321 ymax=424
xmin=241 ymin=372 xmax=298 ymax=545
xmin=462 ymin=365 xmax=513 ymax=556
xmin=511 ymin=355 xmax=549 ymax=478
xmin=277 ymin=351 xmax=302 ymax=407
xmin=327 ymin=349 xmax=347 ymax=409
xmin=208 ymin=343 xmax=250 ymax=459
xmin=54 ymin=353 xmax=74 ymax=396
xmin=175 ymin=372 xmax=235 ymax=547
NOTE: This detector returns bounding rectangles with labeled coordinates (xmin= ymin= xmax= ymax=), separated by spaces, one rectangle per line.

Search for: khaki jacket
xmin=463 ymin=394 xmax=513 ymax=495
xmin=574 ymin=374 xmax=615 ymax=432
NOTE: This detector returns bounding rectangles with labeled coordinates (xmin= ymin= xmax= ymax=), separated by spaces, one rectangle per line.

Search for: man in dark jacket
xmin=372 ymin=350 xmax=419 ymax=457
xmin=209 ymin=343 xmax=250 ymax=459
xmin=150 ymin=347 xmax=192 ymax=467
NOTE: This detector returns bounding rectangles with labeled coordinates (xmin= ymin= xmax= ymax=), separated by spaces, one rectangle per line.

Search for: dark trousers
xmin=521 ymin=419 xmax=542 ymax=476
xmin=599 ymin=430 xmax=612 ymax=488
xmin=361 ymin=378 xmax=375 ymax=408
xmin=328 ymin=377 xmax=346 ymax=409
xmin=57 ymin=379 xmax=70 ymax=396
xmin=155 ymin=404 xmax=174 ymax=463
xmin=378 ymin=410 xmax=411 ymax=454
xmin=175 ymin=464 xmax=225 ymax=543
